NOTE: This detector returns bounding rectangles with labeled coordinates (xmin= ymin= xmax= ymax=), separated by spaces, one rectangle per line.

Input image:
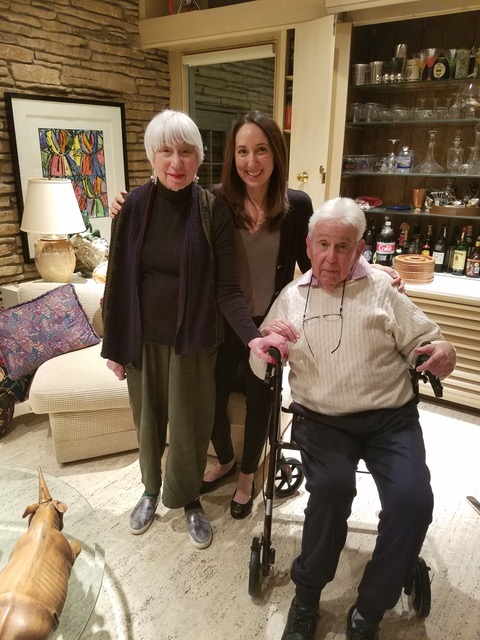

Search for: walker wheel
xmin=411 ymin=556 xmax=431 ymax=618
xmin=274 ymin=457 xmax=304 ymax=497
xmin=248 ymin=535 xmax=262 ymax=596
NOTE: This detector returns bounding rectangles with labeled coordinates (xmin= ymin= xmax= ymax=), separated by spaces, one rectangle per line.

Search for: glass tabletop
xmin=0 ymin=466 xmax=105 ymax=639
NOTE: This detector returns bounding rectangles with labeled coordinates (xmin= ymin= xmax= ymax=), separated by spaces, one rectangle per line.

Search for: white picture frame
xmin=5 ymin=94 xmax=129 ymax=262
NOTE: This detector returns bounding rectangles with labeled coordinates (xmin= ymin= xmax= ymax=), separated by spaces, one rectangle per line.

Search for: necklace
xmin=246 ymin=198 xmax=266 ymax=231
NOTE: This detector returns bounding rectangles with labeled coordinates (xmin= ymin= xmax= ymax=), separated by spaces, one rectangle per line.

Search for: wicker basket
xmin=393 ymin=254 xmax=435 ymax=284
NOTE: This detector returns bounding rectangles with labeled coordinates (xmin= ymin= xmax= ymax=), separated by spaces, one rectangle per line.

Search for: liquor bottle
xmin=396 ymin=146 xmax=414 ymax=173
xmin=375 ymin=219 xmax=396 ymax=267
xmin=466 ymin=225 xmax=474 ymax=256
xmin=362 ymin=221 xmax=375 ymax=264
xmin=466 ymin=236 xmax=480 ymax=278
xmin=452 ymin=227 xmax=468 ymax=275
xmin=433 ymin=54 xmax=449 ymax=80
xmin=446 ymin=225 xmax=460 ymax=272
xmin=432 ymin=224 xmax=448 ymax=273
xmin=421 ymin=225 xmax=433 ymax=256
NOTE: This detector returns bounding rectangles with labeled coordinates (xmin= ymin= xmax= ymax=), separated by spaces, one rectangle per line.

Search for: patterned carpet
xmin=1 ymin=400 xmax=479 ymax=639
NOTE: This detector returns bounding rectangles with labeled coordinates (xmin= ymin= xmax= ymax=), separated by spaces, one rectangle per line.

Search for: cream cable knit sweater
xmin=250 ymin=268 xmax=443 ymax=416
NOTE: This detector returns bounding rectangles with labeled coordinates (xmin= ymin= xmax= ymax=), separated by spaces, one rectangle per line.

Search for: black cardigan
xmin=102 ymin=180 xmax=261 ymax=368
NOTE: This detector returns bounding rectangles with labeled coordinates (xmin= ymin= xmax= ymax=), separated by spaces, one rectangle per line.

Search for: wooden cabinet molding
xmin=139 ymin=0 xmax=329 ymax=50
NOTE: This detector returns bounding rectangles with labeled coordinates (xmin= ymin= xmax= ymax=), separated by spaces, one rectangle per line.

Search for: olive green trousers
xmin=126 ymin=343 xmax=217 ymax=509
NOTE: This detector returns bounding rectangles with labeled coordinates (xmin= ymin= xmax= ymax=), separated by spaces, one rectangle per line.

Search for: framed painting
xmin=5 ymin=94 xmax=129 ymax=262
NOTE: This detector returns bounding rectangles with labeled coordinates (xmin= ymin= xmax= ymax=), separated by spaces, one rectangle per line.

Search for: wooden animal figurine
xmin=0 ymin=467 xmax=81 ymax=639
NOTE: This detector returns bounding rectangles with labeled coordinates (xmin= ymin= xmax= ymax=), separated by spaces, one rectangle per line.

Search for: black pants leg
xmin=210 ymin=320 xmax=270 ymax=474
xmin=290 ymin=400 xmax=433 ymax=620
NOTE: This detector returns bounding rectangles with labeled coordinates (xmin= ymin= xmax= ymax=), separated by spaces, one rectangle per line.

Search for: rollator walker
xmin=248 ymin=345 xmax=443 ymax=621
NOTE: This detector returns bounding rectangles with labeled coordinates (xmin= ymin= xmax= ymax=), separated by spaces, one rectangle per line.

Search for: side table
xmin=0 ymin=466 xmax=105 ymax=639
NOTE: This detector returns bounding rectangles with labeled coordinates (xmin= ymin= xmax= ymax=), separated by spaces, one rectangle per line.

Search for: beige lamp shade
xmin=20 ymin=178 xmax=86 ymax=283
xmin=20 ymin=178 xmax=86 ymax=236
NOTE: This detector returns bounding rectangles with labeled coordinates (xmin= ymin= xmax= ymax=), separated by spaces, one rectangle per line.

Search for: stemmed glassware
xmin=412 ymin=51 xmax=427 ymax=81
xmin=413 ymin=130 xmax=444 ymax=173
xmin=424 ymin=48 xmax=442 ymax=81
xmin=444 ymin=49 xmax=461 ymax=79
xmin=382 ymin=138 xmax=399 ymax=173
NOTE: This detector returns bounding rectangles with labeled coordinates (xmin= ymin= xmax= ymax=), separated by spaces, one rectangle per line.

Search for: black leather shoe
xmin=346 ymin=606 xmax=379 ymax=640
xmin=281 ymin=597 xmax=319 ymax=640
xmin=230 ymin=481 xmax=255 ymax=519
xmin=199 ymin=462 xmax=237 ymax=494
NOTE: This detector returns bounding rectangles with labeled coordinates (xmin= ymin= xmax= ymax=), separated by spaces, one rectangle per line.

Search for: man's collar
xmin=298 ymin=255 xmax=372 ymax=287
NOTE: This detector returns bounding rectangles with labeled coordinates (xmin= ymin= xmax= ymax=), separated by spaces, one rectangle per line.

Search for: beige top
xmin=235 ymin=226 xmax=280 ymax=317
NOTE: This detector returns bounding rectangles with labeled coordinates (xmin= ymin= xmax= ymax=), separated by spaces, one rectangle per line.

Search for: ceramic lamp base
xmin=34 ymin=237 xmax=76 ymax=283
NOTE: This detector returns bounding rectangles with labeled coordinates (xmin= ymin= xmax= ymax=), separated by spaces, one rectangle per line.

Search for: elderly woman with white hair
xmin=101 ymin=109 xmax=283 ymax=549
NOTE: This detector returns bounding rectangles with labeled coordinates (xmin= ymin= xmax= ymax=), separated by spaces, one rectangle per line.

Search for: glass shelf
xmin=346 ymin=118 xmax=480 ymax=129
xmin=350 ymin=78 xmax=480 ymax=92
xmin=366 ymin=206 xmax=480 ymax=221
xmin=342 ymin=172 xmax=480 ymax=178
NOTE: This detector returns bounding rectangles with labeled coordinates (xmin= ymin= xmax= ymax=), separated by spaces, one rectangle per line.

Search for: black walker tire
xmin=248 ymin=536 xmax=262 ymax=597
xmin=411 ymin=556 xmax=431 ymax=618
xmin=274 ymin=456 xmax=304 ymax=497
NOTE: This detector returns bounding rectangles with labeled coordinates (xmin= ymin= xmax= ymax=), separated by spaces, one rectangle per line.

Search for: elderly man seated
xmin=250 ymin=197 xmax=456 ymax=640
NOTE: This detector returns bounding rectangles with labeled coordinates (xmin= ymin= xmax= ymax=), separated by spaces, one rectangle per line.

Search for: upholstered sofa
xmin=16 ymin=278 xmax=138 ymax=464
xmin=11 ymin=277 xmax=268 ymax=466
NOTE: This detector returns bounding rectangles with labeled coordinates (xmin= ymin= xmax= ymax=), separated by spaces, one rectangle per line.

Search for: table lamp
xmin=20 ymin=178 xmax=86 ymax=283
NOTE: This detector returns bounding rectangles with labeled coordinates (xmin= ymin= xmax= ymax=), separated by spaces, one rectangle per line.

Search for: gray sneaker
xmin=129 ymin=495 xmax=159 ymax=535
xmin=185 ymin=508 xmax=213 ymax=549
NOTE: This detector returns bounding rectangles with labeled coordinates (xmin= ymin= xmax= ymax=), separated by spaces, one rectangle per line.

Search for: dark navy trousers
xmin=290 ymin=398 xmax=433 ymax=623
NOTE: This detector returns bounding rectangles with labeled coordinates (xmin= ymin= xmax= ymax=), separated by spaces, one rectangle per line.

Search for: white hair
xmin=144 ymin=109 xmax=204 ymax=167
xmin=308 ymin=197 xmax=366 ymax=242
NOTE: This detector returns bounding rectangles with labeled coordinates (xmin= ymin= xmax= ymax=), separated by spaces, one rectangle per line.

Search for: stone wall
xmin=0 ymin=0 xmax=169 ymax=290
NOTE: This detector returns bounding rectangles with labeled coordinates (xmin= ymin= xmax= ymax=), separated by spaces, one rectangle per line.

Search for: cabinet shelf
xmin=342 ymin=172 xmax=480 ymax=178
xmin=350 ymin=78 xmax=480 ymax=93
xmin=367 ymin=206 xmax=480 ymax=221
xmin=346 ymin=118 xmax=480 ymax=129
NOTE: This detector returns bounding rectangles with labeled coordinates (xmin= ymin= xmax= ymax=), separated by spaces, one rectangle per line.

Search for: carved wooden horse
xmin=0 ymin=467 xmax=81 ymax=639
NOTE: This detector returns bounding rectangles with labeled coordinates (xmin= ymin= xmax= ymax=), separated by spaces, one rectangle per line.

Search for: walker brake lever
xmin=412 ymin=342 xmax=443 ymax=398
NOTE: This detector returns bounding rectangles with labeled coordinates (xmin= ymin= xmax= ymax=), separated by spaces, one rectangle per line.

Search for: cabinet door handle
xmin=319 ymin=165 xmax=326 ymax=184
xmin=297 ymin=171 xmax=309 ymax=183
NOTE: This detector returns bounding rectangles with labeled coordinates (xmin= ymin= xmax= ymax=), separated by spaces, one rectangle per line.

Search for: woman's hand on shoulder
xmin=109 ymin=190 xmax=127 ymax=219
xmin=371 ymin=263 xmax=405 ymax=293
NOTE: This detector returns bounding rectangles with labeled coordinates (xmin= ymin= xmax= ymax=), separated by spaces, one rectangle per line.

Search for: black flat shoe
xmin=230 ymin=481 xmax=255 ymax=520
xmin=199 ymin=462 xmax=237 ymax=494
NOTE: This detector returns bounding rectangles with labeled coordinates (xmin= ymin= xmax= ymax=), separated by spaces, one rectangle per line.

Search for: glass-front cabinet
xmin=340 ymin=11 xmax=480 ymax=274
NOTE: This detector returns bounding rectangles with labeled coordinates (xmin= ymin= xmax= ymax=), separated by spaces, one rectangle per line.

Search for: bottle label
xmin=452 ymin=250 xmax=467 ymax=271
xmin=466 ymin=258 xmax=480 ymax=277
xmin=362 ymin=247 xmax=373 ymax=263
xmin=376 ymin=241 xmax=395 ymax=254
xmin=432 ymin=251 xmax=445 ymax=265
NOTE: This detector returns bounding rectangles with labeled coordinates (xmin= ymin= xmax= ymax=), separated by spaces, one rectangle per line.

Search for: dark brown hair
xmin=220 ymin=110 xmax=290 ymax=230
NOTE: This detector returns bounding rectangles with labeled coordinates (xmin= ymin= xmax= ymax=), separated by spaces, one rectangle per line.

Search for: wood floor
xmin=0 ymin=400 xmax=479 ymax=639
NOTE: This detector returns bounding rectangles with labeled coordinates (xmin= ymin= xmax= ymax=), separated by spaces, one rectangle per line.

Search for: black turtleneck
xmin=141 ymin=181 xmax=192 ymax=345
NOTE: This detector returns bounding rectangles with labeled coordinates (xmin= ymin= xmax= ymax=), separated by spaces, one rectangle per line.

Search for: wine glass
xmin=424 ymin=48 xmax=441 ymax=81
xmin=444 ymin=49 xmax=461 ymax=80
xmin=386 ymin=138 xmax=399 ymax=173
xmin=412 ymin=51 xmax=427 ymax=81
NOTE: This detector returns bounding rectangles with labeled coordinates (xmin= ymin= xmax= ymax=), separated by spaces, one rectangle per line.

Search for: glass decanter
xmin=413 ymin=130 xmax=444 ymax=174
xmin=462 ymin=123 xmax=480 ymax=175
xmin=446 ymin=130 xmax=464 ymax=174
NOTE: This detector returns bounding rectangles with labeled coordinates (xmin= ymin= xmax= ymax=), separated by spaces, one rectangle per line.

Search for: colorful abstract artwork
xmin=39 ymin=128 xmax=109 ymax=224
xmin=5 ymin=94 xmax=127 ymax=263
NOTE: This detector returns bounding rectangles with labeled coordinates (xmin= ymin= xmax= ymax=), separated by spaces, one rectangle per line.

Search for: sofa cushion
xmin=0 ymin=283 xmax=100 ymax=379
xmin=28 ymin=342 xmax=131 ymax=414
